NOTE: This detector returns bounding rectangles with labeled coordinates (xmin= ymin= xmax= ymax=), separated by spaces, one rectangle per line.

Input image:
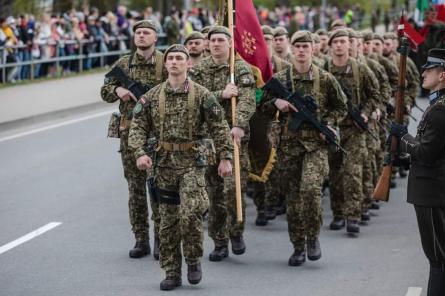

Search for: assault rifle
xmin=263 ymin=77 xmax=347 ymax=154
xmin=386 ymin=102 xmax=417 ymax=122
xmin=105 ymin=66 xmax=152 ymax=100
xmin=146 ymin=137 xmax=158 ymax=202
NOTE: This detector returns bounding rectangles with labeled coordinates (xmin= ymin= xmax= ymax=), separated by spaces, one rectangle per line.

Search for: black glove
xmin=389 ymin=122 xmax=408 ymax=139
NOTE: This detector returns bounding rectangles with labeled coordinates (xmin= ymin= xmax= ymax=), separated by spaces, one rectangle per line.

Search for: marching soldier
xmin=189 ymin=26 xmax=256 ymax=261
xmin=260 ymin=31 xmax=347 ymax=266
xmin=100 ymin=20 xmax=166 ymax=259
xmin=184 ymin=31 xmax=206 ymax=67
xmin=129 ymin=44 xmax=233 ymax=290
xmin=315 ymin=29 xmax=329 ymax=55
xmin=272 ymin=26 xmax=296 ymax=64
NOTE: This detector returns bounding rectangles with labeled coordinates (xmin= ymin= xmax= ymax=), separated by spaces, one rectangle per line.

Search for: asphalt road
xmin=0 ymin=99 xmax=429 ymax=296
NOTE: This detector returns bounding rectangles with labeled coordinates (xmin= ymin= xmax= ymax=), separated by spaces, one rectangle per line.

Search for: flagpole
xmin=227 ymin=0 xmax=243 ymax=223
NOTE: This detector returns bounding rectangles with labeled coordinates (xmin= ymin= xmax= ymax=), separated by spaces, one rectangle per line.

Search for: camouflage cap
xmin=262 ymin=25 xmax=274 ymax=37
xmin=132 ymin=20 xmax=157 ymax=33
xmin=373 ymin=33 xmax=384 ymax=43
xmin=184 ymin=31 xmax=205 ymax=45
xmin=290 ymin=30 xmax=313 ymax=44
xmin=312 ymin=33 xmax=320 ymax=43
xmin=330 ymin=19 xmax=347 ymax=31
xmin=383 ymin=32 xmax=397 ymax=40
xmin=273 ymin=26 xmax=288 ymax=37
xmin=164 ymin=44 xmax=190 ymax=62
xmin=208 ymin=25 xmax=231 ymax=39
xmin=200 ymin=26 xmax=212 ymax=34
xmin=361 ymin=29 xmax=374 ymax=41
xmin=315 ymin=28 xmax=328 ymax=36
xmin=328 ymin=29 xmax=350 ymax=46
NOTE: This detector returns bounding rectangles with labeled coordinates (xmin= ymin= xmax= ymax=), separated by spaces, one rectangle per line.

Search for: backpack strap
xmin=158 ymin=82 xmax=167 ymax=141
xmin=187 ymin=81 xmax=196 ymax=140
xmin=312 ymin=65 xmax=321 ymax=99
xmin=350 ymin=58 xmax=361 ymax=104
xmin=155 ymin=51 xmax=164 ymax=83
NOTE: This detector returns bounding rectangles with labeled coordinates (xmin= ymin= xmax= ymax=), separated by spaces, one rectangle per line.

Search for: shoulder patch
xmin=133 ymin=102 xmax=143 ymax=116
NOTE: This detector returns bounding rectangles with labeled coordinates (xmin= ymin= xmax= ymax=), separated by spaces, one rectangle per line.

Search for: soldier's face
xmin=165 ymin=52 xmax=188 ymax=76
xmin=313 ymin=42 xmax=320 ymax=55
xmin=202 ymin=33 xmax=209 ymax=50
xmin=363 ymin=40 xmax=372 ymax=55
xmin=383 ymin=40 xmax=393 ymax=55
xmin=319 ymin=35 xmax=328 ymax=52
xmin=209 ymin=33 xmax=230 ymax=57
xmin=186 ymin=39 xmax=204 ymax=57
xmin=349 ymin=38 xmax=358 ymax=57
xmin=273 ymin=35 xmax=289 ymax=53
xmin=357 ymin=38 xmax=363 ymax=53
xmin=422 ymin=67 xmax=445 ymax=90
xmin=264 ymin=36 xmax=273 ymax=57
xmin=134 ymin=28 xmax=157 ymax=49
xmin=372 ymin=40 xmax=383 ymax=55
xmin=292 ymin=42 xmax=312 ymax=63
xmin=330 ymin=36 xmax=350 ymax=57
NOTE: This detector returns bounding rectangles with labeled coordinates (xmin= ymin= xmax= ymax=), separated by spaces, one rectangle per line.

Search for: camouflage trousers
xmin=329 ymin=126 xmax=367 ymax=220
xmin=362 ymin=125 xmax=380 ymax=210
xmin=207 ymin=143 xmax=250 ymax=247
xmin=120 ymin=132 xmax=159 ymax=242
xmin=279 ymin=141 xmax=329 ymax=250
xmin=156 ymin=166 xmax=209 ymax=278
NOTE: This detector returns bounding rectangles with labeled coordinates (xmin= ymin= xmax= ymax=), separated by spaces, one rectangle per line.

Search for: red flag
xmin=398 ymin=16 xmax=425 ymax=49
xmin=234 ymin=0 xmax=273 ymax=86
xmin=436 ymin=5 xmax=445 ymax=23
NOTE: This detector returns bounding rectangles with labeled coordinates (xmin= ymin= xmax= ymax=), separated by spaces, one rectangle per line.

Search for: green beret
xmin=164 ymin=44 xmax=189 ymax=62
xmin=330 ymin=19 xmax=347 ymax=31
xmin=184 ymin=31 xmax=205 ymax=45
xmin=373 ymin=33 xmax=384 ymax=43
xmin=312 ymin=33 xmax=320 ymax=43
xmin=290 ymin=30 xmax=313 ymax=44
xmin=200 ymin=26 xmax=212 ymax=34
xmin=383 ymin=32 xmax=397 ymax=40
xmin=361 ymin=30 xmax=374 ymax=41
xmin=208 ymin=26 xmax=231 ymax=39
xmin=132 ymin=20 xmax=157 ymax=33
xmin=262 ymin=25 xmax=274 ymax=37
xmin=273 ymin=26 xmax=288 ymax=38
xmin=315 ymin=28 xmax=328 ymax=36
xmin=328 ymin=29 xmax=350 ymax=46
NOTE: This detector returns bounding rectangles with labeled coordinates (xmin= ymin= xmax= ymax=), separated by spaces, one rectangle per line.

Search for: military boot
xmin=399 ymin=167 xmax=408 ymax=178
xmin=264 ymin=206 xmax=276 ymax=220
xmin=160 ymin=276 xmax=182 ymax=291
xmin=153 ymin=236 xmax=160 ymax=260
xmin=307 ymin=239 xmax=321 ymax=261
xmin=346 ymin=219 xmax=360 ymax=233
xmin=230 ymin=236 xmax=246 ymax=255
xmin=370 ymin=201 xmax=380 ymax=210
xmin=361 ymin=210 xmax=371 ymax=222
xmin=209 ymin=245 xmax=229 ymax=262
xmin=275 ymin=198 xmax=286 ymax=215
xmin=329 ymin=217 xmax=345 ymax=230
xmin=129 ymin=239 xmax=150 ymax=258
xmin=255 ymin=212 xmax=268 ymax=226
xmin=187 ymin=263 xmax=202 ymax=285
xmin=288 ymin=249 xmax=306 ymax=266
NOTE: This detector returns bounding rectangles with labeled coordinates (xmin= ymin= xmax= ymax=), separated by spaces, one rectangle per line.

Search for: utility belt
xmin=282 ymin=126 xmax=320 ymax=140
xmin=157 ymin=139 xmax=215 ymax=167
xmin=157 ymin=141 xmax=197 ymax=152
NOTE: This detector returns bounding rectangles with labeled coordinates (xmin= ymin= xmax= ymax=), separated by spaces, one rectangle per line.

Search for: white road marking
xmin=405 ymin=287 xmax=422 ymax=296
xmin=0 ymin=110 xmax=112 ymax=143
xmin=0 ymin=222 xmax=62 ymax=255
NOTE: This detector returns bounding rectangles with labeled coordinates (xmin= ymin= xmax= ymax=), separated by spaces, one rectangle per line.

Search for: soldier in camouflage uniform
xmin=325 ymin=29 xmax=380 ymax=234
xmin=272 ymin=27 xmax=297 ymax=65
xmin=129 ymin=45 xmax=233 ymax=290
xmin=189 ymin=26 xmax=256 ymax=261
xmin=184 ymin=31 xmax=205 ymax=68
xmin=200 ymin=26 xmax=212 ymax=57
xmin=100 ymin=20 xmax=166 ymax=259
xmin=260 ymin=31 xmax=347 ymax=266
xmin=315 ymin=29 xmax=329 ymax=55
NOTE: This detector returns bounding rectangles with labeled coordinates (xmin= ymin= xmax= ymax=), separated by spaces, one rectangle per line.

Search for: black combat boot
xmin=346 ymin=219 xmax=360 ymax=234
xmin=129 ymin=239 xmax=150 ymax=258
xmin=307 ymin=239 xmax=322 ymax=261
xmin=264 ymin=206 xmax=276 ymax=220
xmin=329 ymin=217 xmax=345 ymax=230
xmin=160 ymin=276 xmax=182 ymax=291
xmin=275 ymin=197 xmax=286 ymax=215
xmin=255 ymin=212 xmax=268 ymax=226
xmin=288 ymin=249 xmax=306 ymax=266
xmin=153 ymin=236 xmax=160 ymax=260
xmin=370 ymin=200 xmax=380 ymax=210
xmin=390 ymin=178 xmax=397 ymax=188
xmin=209 ymin=245 xmax=229 ymax=262
xmin=361 ymin=209 xmax=371 ymax=223
xmin=230 ymin=236 xmax=246 ymax=255
xmin=187 ymin=263 xmax=202 ymax=285
xmin=399 ymin=167 xmax=408 ymax=178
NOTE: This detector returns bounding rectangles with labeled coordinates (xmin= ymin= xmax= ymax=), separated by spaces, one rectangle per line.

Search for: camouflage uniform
xmin=100 ymin=51 xmax=165 ymax=243
xmin=325 ymin=57 xmax=380 ymax=221
xmin=260 ymin=64 xmax=347 ymax=249
xmin=190 ymin=55 xmax=256 ymax=246
xmin=128 ymin=78 xmax=233 ymax=278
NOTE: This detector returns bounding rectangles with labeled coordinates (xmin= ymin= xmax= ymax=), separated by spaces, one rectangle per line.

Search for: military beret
xmin=422 ymin=48 xmax=445 ymax=69
xmin=273 ymin=26 xmax=288 ymax=37
xmin=346 ymin=28 xmax=360 ymax=39
xmin=208 ymin=25 xmax=231 ymax=39
xmin=262 ymin=25 xmax=274 ymax=37
xmin=290 ymin=30 xmax=313 ymax=44
xmin=132 ymin=20 xmax=157 ymax=33
xmin=200 ymin=26 xmax=211 ymax=34
xmin=328 ymin=29 xmax=350 ymax=46
xmin=164 ymin=44 xmax=189 ymax=62
xmin=184 ymin=31 xmax=205 ymax=45
xmin=361 ymin=29 xmax=374 ymax=41
xmin=373 ymin=33 xmax=384 ymax=43
xmin=315 ymin=28 xmax=328 ymax=36
xmin=330 ymin=19 xmax=347 ymax=31
xmin=312 ymin=33 xmax=320 ymax=43
xmin=383 ymin=32 xmax=397 ymax=40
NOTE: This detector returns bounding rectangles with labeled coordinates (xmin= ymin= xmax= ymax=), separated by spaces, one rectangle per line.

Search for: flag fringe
xmin=248 ymin=147 xmax=277 ymax=183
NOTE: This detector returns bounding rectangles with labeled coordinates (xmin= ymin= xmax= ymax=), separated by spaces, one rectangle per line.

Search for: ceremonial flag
xmin=435 ymin=4 xmax=445 ymax=22
xmin=415 ymin=0 xmax=430 ymax=22
xmin=234 ymin=0 xmax=273 ymax=87
xmin=398 ymin=16 xmax=425 ymax=50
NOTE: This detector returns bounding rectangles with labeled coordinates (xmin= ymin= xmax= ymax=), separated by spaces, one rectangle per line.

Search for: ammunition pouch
xmin=107 ymin=112 xmax=121 ymax=138
xmin=157 ymin=187 xmax=181 ymax=205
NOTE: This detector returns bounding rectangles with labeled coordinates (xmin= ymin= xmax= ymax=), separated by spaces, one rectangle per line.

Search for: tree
xmin=1 ymin=0 xmax=13 ymax=17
